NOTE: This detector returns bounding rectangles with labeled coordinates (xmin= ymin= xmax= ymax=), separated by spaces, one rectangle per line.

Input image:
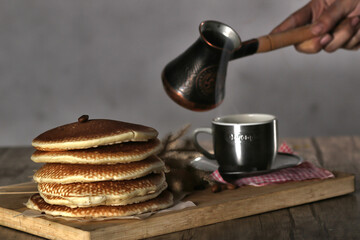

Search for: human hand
xmin=271 ymin=0 xmax=360 ymax=53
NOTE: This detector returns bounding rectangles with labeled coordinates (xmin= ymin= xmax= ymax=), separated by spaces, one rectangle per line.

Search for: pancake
xmin=32 ymin=118 xmax=158 ymax=151
xmin=33 ymin=155 xmax=165 ymax=184
xmin=31 ymin=138 xmax=162 ymax=164
xmin=26 ymin=191 xmax=173 ymax=218
xmin=39 ymin=182 xmax=167 ymax=208
xmin=37 ymin=173 xmax=166 ymax=206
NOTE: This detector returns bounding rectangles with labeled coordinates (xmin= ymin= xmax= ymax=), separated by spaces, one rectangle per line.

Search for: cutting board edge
xmin=0 ymin=172 xmax=355 ymax=240
xmin=0 ymin=207 xmax=90 ymax=240
xmin=87 ymin=172 xmax=355 ymax=240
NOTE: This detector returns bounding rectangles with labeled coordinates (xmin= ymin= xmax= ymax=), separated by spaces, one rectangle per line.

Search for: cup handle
xmin=192 ymin=128 xmax=216 ymax=160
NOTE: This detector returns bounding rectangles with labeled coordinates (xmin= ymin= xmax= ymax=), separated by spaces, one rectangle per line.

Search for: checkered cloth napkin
xmin=210 ymin=142 xmax=334 ymax=187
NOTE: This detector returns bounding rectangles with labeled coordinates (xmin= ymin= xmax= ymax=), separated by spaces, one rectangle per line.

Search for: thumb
xmin=311 ymin=0 xmax=358 ymax=35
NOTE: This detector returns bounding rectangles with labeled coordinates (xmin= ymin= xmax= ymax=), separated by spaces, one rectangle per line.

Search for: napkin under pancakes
xmin=26 ymin=116 xmax=173 ymax=217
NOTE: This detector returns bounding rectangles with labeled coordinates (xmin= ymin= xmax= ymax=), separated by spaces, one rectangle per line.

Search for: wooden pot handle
xmin=256 ymin=25 xmax=315 ymax=53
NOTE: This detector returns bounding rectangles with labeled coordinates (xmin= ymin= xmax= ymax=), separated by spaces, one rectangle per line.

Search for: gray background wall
xmin=0 ymin=0 xmax=359 ymax=146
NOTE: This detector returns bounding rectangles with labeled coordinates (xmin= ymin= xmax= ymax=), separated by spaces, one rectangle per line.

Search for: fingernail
xmin=311 ymin=23 xmax=324 ymax=35
xmin=351 ymin=17 xmax=360 ymax=27
xmin=320 ymin=34 xmax=332 ymax=46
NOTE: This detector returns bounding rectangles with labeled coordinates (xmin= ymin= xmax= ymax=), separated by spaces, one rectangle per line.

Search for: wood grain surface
xmin=0 ymin=136 xmax=359 ymax=240
xmin=0 ymin=173 xmax=354 ymax=240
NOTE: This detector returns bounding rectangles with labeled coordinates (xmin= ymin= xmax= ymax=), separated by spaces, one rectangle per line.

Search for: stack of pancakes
xmin=26 ymin=116 xmax=173 ymax=218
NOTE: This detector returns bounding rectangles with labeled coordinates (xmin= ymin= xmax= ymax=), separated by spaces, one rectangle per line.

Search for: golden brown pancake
xmin=27 ymin=116 xmax=172 ymax=217
xmin=32 ymin=118 xmax=158 ymax=151
xmin=26 ymin=191 xmax=173 ymax=218
xmin=37 ymin=173 xmax=167 ymax=207
xmin=39 ymin=182 xmax=167 ymax=208
xmin=33 ymin=155 xmax=165 ymax=184
xmin=31 ymin=138 xmax=162 ymax=164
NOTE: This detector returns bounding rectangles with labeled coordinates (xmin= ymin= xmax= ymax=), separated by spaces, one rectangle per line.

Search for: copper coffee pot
xmin=162 ymin=20 xmax=314 ymax=111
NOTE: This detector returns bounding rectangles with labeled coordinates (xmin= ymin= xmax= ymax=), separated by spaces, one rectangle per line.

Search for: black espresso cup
xmin=193 ymin=113 xmax=278 ymax=173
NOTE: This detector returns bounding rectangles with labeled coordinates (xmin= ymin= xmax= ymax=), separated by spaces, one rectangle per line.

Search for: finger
xmin=311 ymin=0 xmax=358 ymax=35
xmin=323 ymin=18 xmax=356 ymax=52
xmin=344 ymin=28 xmax=360 ymax=49
xmin=294 ymin=36 xmax=325 ymax=53
xmin=294 ymin=33 xmax=334 ymax=53
xmin=271 ymin=3 xmax=312 ymax=34
xmin=344 ymin=17 xmax=360 ymax=49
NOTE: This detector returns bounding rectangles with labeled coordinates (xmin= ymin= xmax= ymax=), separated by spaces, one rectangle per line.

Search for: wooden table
xmin=0 ymin=136 xmax=359 ymax=239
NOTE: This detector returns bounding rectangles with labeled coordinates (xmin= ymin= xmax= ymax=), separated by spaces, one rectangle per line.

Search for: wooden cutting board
xmin=0 ymin=172 xmax=354 ymax=240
